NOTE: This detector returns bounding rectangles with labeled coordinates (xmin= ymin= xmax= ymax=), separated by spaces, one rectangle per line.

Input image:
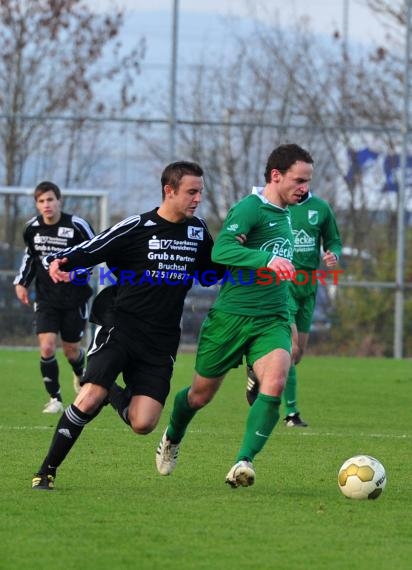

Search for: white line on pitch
xmin=0 ymin=425 xmax=410 ymax=439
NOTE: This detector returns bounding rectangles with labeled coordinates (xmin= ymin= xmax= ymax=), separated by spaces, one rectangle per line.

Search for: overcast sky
xmin=92 ymin=0 xmax=386 ymax=46
xmin=88 ymin=0 xmax=388 ymax=97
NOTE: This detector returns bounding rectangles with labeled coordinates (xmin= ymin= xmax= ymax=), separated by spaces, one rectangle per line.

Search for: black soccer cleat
xmin=32 ymin=473 xmax=55 ymax=490
xmin=284 ymin=413 xmax=308 ymax=428
xmin=246 ymin=365 xmax=259 ymax=406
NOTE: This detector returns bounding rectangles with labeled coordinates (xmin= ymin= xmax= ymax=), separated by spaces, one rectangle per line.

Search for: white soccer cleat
xmin=72 ymin=372 xmax=82 ymax=394
xmin=156 ymin=429 xmax=180 ymax=475
xmin=225 ymin=460 xmax=255 ymax=488
xmin=43 ymin=398 xmax=64 ymax=414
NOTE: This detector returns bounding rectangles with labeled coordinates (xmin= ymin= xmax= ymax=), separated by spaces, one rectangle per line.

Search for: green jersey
xmin=290 ymin=192 xmax=342 ymax=270
xmin=211 ymin=187 xmax=294 ymax=317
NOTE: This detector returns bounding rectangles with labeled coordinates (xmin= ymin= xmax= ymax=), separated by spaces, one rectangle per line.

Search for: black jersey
xmin=44 ymin=209 xmax=222 ymax=358
xmin=14 ymin=212 xmax=95 ymax=309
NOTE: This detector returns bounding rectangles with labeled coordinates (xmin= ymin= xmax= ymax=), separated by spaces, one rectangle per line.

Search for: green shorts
xmin=195 ymin=309 xmax=291 ymax=378
xmin=288 ymin=280 xmax=317 ymax=333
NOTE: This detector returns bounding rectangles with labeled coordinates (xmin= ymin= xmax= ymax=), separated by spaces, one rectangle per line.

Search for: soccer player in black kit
xmin=14 ymin=181 xmax=95 ymax=413
xmin=31 ymin=161 xmax=223 ymax=490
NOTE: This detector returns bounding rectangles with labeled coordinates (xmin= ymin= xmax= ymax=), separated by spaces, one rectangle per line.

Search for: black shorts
xmin=34 ymin=302 xmax=89 ymax=343
xmin=83 ymin=326 xmax=174 ymax=406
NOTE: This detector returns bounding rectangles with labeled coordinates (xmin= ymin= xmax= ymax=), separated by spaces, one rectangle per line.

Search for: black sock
xmin=38 ymin=404 xmax=96 ymax=476
xmin=108 ymin=383 xmax=131 ymax=426
xmin=68 ymin=348 xmax=85 ymax=377
xmin=40 ymin=355 xmax=61 ymax=400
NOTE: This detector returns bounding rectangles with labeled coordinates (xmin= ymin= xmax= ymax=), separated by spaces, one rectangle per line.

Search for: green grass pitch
xmin=0 ymin=350 xmax=411 ymax=570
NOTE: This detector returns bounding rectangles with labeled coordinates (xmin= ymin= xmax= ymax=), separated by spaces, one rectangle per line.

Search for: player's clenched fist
xmin=267 ymin=256 xmax=295 ymax=281
xmin=48 ymin=258 xmax=71 ymax=283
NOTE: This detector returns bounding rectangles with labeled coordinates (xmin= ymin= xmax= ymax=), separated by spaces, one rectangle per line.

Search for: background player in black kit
xmin=31 ymin=161 xmax=223 ymax=490
xmin=14 ymin=181 xmax=95 ymax=413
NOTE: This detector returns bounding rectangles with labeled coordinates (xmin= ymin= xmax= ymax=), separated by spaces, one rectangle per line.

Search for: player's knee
xmin=261 ymin=376 xmax=286 ymax=397
xmin=41 ymin=346 xmax=55 ymax=359
xmin=128 ymin=408 xmax=159 ymax=434
xmin=62 ymin=344 xmax=80 ymax=361
xmin=188 ymin=391 xmax=213 ymax=409
xmin=130 ymin=419 xmax=156 ymax=435
xmin=63 ymin=347 xmax=74 ymax=360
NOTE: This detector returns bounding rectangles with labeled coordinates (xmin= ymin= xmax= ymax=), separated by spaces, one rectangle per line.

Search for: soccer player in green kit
xmin=156 ymin=144 xmax=314 ymax=488
xmin=246 ymin=189 xmax=342 ymax=426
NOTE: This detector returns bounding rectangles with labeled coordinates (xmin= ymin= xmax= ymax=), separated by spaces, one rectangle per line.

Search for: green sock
xmin=284 ymin=365 xmax=298 ymax=416
xmin=236 ymin=393 xmax=281 ymax=462
xmin=166 ymin=387 xmax=198 ymax=443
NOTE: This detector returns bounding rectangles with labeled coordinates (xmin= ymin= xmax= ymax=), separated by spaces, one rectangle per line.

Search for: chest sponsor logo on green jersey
xmin=261 ymin=237 xmax=293 ymax=260
xmin=293 ymin=229 xmax=316 ymax=252
xmin=308 ymin=210 xmax=319 ymax=225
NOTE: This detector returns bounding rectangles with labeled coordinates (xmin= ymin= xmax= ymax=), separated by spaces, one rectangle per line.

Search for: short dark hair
xmin=34 ymin=181 xmax=61 ymax=201
xmin=264 ymin=144 xmax=314 ymax=182
xmin=161 ymin=161 xmax=203 ymax=199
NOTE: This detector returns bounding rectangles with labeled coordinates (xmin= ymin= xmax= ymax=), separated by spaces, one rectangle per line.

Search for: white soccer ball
xmin=338 ymin=455 xmax=387 ymax=500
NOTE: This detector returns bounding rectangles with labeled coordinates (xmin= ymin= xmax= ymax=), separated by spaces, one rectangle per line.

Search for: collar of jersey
xmin=251 ymin=186 xmax=288 ymax=211
xmin=296 ymin=191 xmax=312 ymax=206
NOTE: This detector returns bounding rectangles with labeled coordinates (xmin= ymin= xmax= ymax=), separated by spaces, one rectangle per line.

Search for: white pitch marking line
xmin=281 ymin=431 xmax=409 ymax=439
xmin=0 ymin=426 xmax=409 ymax=439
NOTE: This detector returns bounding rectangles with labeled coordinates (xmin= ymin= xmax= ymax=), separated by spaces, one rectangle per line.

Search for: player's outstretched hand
xmin=49 ymin=258 xmax=71 ymax=283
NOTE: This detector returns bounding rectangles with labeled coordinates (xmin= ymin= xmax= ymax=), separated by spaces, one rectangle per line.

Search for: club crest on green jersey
xmin=308 ymin=210 xmax=319 ymax=225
